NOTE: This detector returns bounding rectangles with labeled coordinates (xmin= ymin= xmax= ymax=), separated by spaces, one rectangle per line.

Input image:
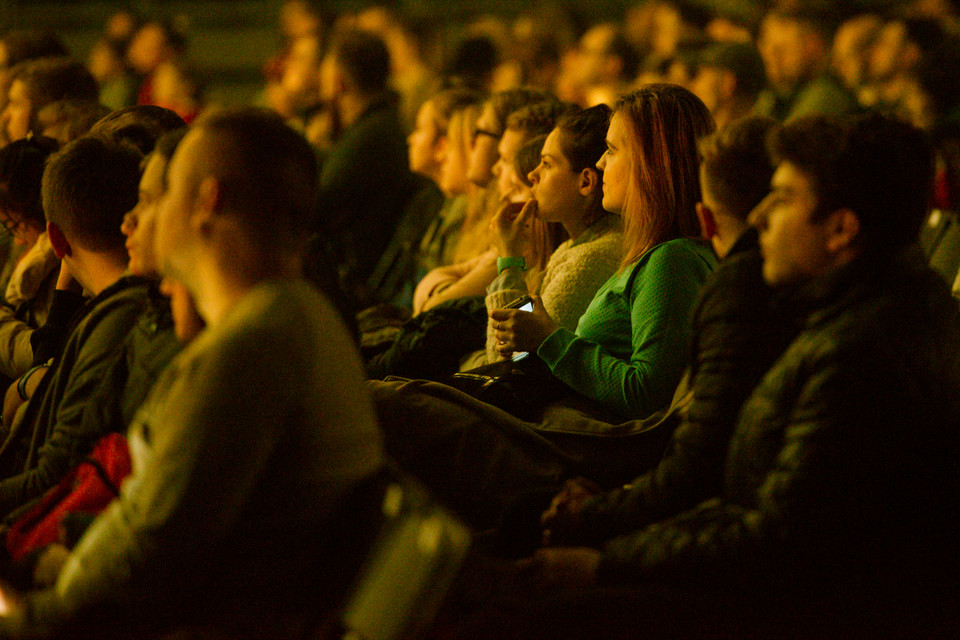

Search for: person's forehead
xmin=498 ymin=129 xmax=526 ymax=160
xmin=140 ymin=153 xmax=168 ymax=193
xmin=541 ymin=128 xmax=564 ymax=159
xmin=166 ymin=127 xmax=206 ymax=183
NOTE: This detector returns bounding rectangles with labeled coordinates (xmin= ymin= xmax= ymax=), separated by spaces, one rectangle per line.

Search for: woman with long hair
xmin=477 ymin=103 xmax=623 ymax=365
xmin=491 ymin=84 xmax=716 ymax=419
xmin=371 ymin=85 xmax=717 ymax=527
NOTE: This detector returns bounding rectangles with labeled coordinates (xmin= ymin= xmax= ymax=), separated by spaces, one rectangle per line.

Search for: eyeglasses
xmin=471 ymin=128 xmax=501 ymax=143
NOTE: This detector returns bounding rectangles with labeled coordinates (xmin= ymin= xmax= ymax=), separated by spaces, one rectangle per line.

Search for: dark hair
xmin=513 ymin=134 xmax=547 ymax=188
xmin=42 ymin=136 xmax=141 ymax=254
xmin=10 ymin=57 xmax=98 ymax=104
xmin=699 ymin=116 xmax=776 ymax=222
xmin=87 ymin=105 xmax=186 ymax=155
xmin=8 ymin=58 xmax=99 ymax=134
xmin=429 ymin=87 xmax=485 ymax=134
xmin=697 ymin=42 xmax=767 ymax=99
xmin=555 ymin=103 xmax=611 ymax=174
xmin=150 ymin=127 xmax=189 ymax=188
xmin=505 ymin=100 xmax=576 ymax=138
xmin=194 ymin=108 xmax=318 ymax=252
xmin=488 ymin=87 xmax=555 ymax=133
xmin=615 ymin=84 xmax=716 ymax=266
xmin=915 ymin=34 xmax=960 ymax=121
xmin=328 ymin=29 xmax=391 ymax=95
xmin=0 ymin=136 xmax=59 ymax=229
xmin=446 ymin=35 xmax=499 ymax=89
xmin=35 ymin=99 xmax=111 ymax=144
xmin=607 ymin=30 xmax=641 ymax=81
xmin=0 ymin=30 xmax=68 ymax=68
xmin=769 ymin=112 xmax=934 ymax=252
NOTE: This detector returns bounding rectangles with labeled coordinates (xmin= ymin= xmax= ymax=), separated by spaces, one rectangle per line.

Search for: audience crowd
xmin=0 ymin=0 xmax=958 ymax=637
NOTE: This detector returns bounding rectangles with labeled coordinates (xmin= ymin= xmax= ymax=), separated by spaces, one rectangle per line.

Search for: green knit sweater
xmin=537 ymin=237 xmax=716 ymax=419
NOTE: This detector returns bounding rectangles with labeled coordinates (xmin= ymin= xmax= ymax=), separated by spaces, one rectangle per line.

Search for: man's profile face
xmin=467 ymin=102 xmax=501 ymax=187
xmin=154 ymin=128 xmax=203 ymax=281
xmin=752 ymin=161 xmax=834 ymax=286
xmin=493 ymin=128 xmax=527 ymax=202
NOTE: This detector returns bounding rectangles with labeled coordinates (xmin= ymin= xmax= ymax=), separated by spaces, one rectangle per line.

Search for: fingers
xmin=515 ymin=199 xmax=537 ymax=224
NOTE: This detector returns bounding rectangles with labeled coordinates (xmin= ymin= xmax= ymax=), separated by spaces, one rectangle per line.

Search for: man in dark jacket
xmin=314 ymin=29 xmax=418 ymax=309
xmin=0 ymin=137 xmax=151 ymax=519
xmin=456 ymin=113 xmax=960 ymax=638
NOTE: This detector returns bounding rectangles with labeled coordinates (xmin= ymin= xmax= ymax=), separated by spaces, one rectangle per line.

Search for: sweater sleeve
xmin=537 ymin=242 xmax=713 ymax=419
xmin=0 ymin=305 xmax=34 ymax=379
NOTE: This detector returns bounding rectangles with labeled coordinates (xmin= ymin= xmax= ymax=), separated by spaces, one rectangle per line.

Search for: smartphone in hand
xmin=503 ymin=295 xmax=534 ymax=360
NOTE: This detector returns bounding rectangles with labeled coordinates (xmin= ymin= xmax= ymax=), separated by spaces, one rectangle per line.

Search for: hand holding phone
xmin=491 ymin=294 xmax=559 ymax=361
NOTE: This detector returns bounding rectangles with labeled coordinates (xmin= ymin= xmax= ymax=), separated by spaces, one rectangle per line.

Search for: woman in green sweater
xmin=371 ymin=85 xmax=718 ymax=526
xmin=491 ymin=84 xmax=717 ymax=419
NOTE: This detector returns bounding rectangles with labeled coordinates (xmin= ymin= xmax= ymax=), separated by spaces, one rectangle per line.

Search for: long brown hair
xmin=615 ymin=84 xmax=715 ymax=268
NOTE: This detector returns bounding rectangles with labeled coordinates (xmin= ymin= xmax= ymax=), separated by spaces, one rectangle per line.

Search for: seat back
xmin=322 ymin=468 xmax=471 ymax=640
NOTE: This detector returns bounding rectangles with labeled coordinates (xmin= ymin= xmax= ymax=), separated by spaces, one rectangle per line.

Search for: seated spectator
xmin=150 ymin=58 xmax=202 ymax=124
xmin=540 ymin=117 xmax=789 ymax=553
xmin=0 ymin=137 xmax=145 ymax=518
xmin=35 ymin=100 xmax=110 ymax=145
xmin=490 ymin=85 xmax=715 ymax=418
xmin=689 ymin=42 xmax=766 ymax=130
xmin=313 ymin=28 xmax=419 ymax=309
xmin=566 ymin=23 xmax=640 ymax=107
xmin=0 ymin=129 xmax=189 ymax=587
xmin=20 ymin=106 xmax=187 ymax=374
xmin=867 ymin=17 xmax=944 ymax=113
xmin=1 ymin=58 xmax=99 ymax=143
xmin=127 ymin=20 xmax=187 ymax=109
xmin=0 ymin=138 xmax=60 ymax=381
xmin=481 ymin=104 xmax=623 ymax=365
xmin=364 ymin=133 xmax=555 ymax=380
xmin=831 ymin=13 xmax=883 ymax=103
xmin=413 ymin=99 xmax=571 ymax=314
xmin=472 ymin=112 xmax=960 ymax=638
xmin=421 ymin=95 xmax=484 ymax=276
xmin=455 ymin=88 xmax=555 ymax=266
xmin=371 ymin=84 xmax=716 ymax=527
xmin=0 ymin=30 xmax=68 ymax=147
xmin=755 ymin=8 xmax=858 ymax=121
xmin=87 ymin=36 xmax=137 ymax=111
xmin=0 ymin=108 xmax=385 ymax=639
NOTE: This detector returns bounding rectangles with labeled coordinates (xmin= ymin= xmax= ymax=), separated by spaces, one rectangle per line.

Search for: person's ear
xmin=825 ymin=208 xmax=861 ymax=253
xmin=578 ymin=168 xmax=600 ymax=196
xmin=47 ymin=221 xmax=71 ymax=258
xmin=696 ymin=202 xmax=718 ymax=239
xmin=191 ymin=176 xmax=221 ymax=235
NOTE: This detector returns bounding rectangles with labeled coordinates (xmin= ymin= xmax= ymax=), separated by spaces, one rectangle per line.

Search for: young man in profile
xmin=0 ymin=109 xmax=385 ymax=639
xmin=455 ymin=113 xmax=960 ymax=638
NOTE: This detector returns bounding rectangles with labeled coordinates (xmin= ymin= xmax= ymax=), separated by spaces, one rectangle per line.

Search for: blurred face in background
xmin=439 ymin=107 xmax=476 ymax=196
xmin=493 ymin=128 xmax=527 ymax=202
xmin=407 ymin=99 xmax=445 ymax=182
xmin=467 ymin=101 xmax=502 ymax=187
xmin=2 ymin=79 xmax=32 ymax=142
